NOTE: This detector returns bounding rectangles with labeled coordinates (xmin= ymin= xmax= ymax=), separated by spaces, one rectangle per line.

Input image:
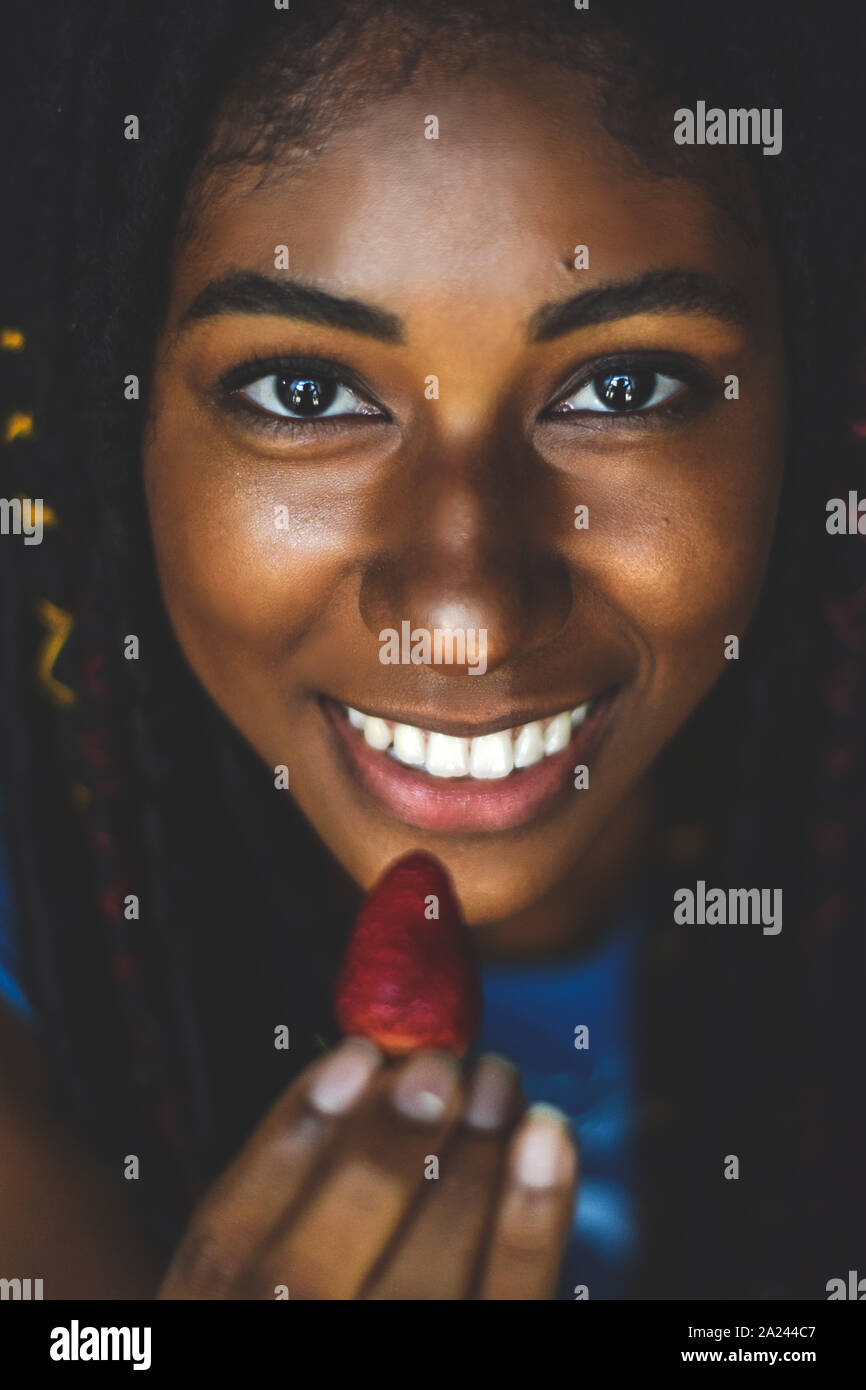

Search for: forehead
xmin=172 ymin=55 xmax=772 ymax=324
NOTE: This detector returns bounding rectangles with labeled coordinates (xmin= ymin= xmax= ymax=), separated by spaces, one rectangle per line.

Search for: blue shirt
xmin=0 ymin=823 xmax=32 ymax=1022
xmin=472 ymin=903 xmax=641 ymax=1299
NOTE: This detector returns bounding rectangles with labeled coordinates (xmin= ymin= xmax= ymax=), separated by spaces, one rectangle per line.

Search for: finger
xmin=158 ymin=1036 xmax=384 ymax=1299
xmin=362 ymin=1054 xmax=522 ymax=1300
xmin=254 ymin=1049 xmax=465 ymax=1300
xmin=476 ymin=1103 xmax=577 ymax=1301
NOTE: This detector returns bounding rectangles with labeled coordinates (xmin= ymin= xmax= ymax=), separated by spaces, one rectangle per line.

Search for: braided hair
xmin=2 ymin=0 xmax=865 ymax=1292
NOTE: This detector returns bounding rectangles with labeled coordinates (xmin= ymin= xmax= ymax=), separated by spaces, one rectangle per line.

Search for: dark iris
xmin=594 ymin=370 xmax=656 ymax=411
xmin=276 ymin=375 xmax=338 ymax=416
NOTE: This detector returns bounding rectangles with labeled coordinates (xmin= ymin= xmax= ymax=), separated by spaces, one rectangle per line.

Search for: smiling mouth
xmin=321 ymin=692 xmax=616 ymax=833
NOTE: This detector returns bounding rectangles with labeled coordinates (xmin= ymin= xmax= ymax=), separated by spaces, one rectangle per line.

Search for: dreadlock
xmin=2 ymin=0 xmax=865 ymax=1292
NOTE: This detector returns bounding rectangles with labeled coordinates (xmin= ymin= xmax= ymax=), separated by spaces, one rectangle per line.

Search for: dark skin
xmin=144 ymin=61 xmax=784 ymax=951
xmin=1 ymin=53 xmax=786 ymax=1298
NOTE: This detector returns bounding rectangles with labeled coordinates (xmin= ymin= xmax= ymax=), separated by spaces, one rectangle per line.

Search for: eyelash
xmin=214 ymin=349 xmax=712 ymax=437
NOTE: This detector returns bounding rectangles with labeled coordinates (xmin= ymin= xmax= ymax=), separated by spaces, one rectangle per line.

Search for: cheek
xmin=142 ymin=422 xmax=354 ymax=673
xmin=556 ymin=413 xmax=784 ymax=696
xmin=601 ymin=480 xmax=773 ymax=637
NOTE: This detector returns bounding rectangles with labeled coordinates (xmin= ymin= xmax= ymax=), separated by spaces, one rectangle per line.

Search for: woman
xmin=1 ymin=0 xmax=864 ymax=1299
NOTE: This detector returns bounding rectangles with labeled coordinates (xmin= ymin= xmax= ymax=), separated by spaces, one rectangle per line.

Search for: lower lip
xmin=322 ymin=696 xmax=615 ymax=833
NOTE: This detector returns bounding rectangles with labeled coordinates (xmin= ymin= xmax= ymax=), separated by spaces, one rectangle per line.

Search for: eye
xmin=552 ymin=366 xmax=686 ymax=416
xmin=237 ymin=370 xmax=382 ymax=421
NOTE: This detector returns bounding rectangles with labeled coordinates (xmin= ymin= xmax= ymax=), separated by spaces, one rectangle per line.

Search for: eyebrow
xmin=528 ymin=269 xmax=749 ymax=342
xmin=178 ymin=271 xmax=405 ymax=343
xmin=179 ymin=266 xmax=748 ymax=348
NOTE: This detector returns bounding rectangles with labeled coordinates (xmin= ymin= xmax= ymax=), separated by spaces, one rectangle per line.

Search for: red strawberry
xmin=334 ymin=851 xmax=481 ymax=1057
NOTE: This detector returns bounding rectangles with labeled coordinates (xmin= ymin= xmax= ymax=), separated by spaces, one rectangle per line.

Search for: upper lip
xmin=320 ymin=690 xmax=612 ymax=740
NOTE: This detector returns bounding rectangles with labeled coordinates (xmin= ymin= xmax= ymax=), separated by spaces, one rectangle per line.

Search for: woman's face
xmin=143 ymin=55 xmax=785 ymax=940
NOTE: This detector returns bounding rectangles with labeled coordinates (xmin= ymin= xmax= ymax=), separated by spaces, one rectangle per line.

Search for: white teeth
xmin=425 ymin=732 xmax=470 ymax=778
xmin=347 ymin=698 xmax=595 ymax=779
xmin=544 ymin=712 xmax=571 ymax=755
xmin=513 ymin=721 xmax=545 ymax=768
xmin=392 ymin=722 xmax=427 ymax=767
xmin=571 ymin=702 xmax=589 ymax=728
xmin=469 ymin=730 xmax=514 ymax=780
xmin=363 ymin=715 xmax=392 ymax=750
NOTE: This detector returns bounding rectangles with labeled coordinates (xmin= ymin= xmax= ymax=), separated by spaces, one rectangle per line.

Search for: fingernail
xmin=512 ymin=1104 xmax=576 ymax=1189
xmin=390 ymin=1050 xmax=460 ymax=1123
xmin=308 ymin=1037 xmax=382 ymax=1115
xmin=463 ymin=1053 xmax=517 ymax=1131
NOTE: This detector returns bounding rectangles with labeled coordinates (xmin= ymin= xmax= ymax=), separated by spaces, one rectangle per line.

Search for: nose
xmin=358 ymin=437 xmax=572 ymax=676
